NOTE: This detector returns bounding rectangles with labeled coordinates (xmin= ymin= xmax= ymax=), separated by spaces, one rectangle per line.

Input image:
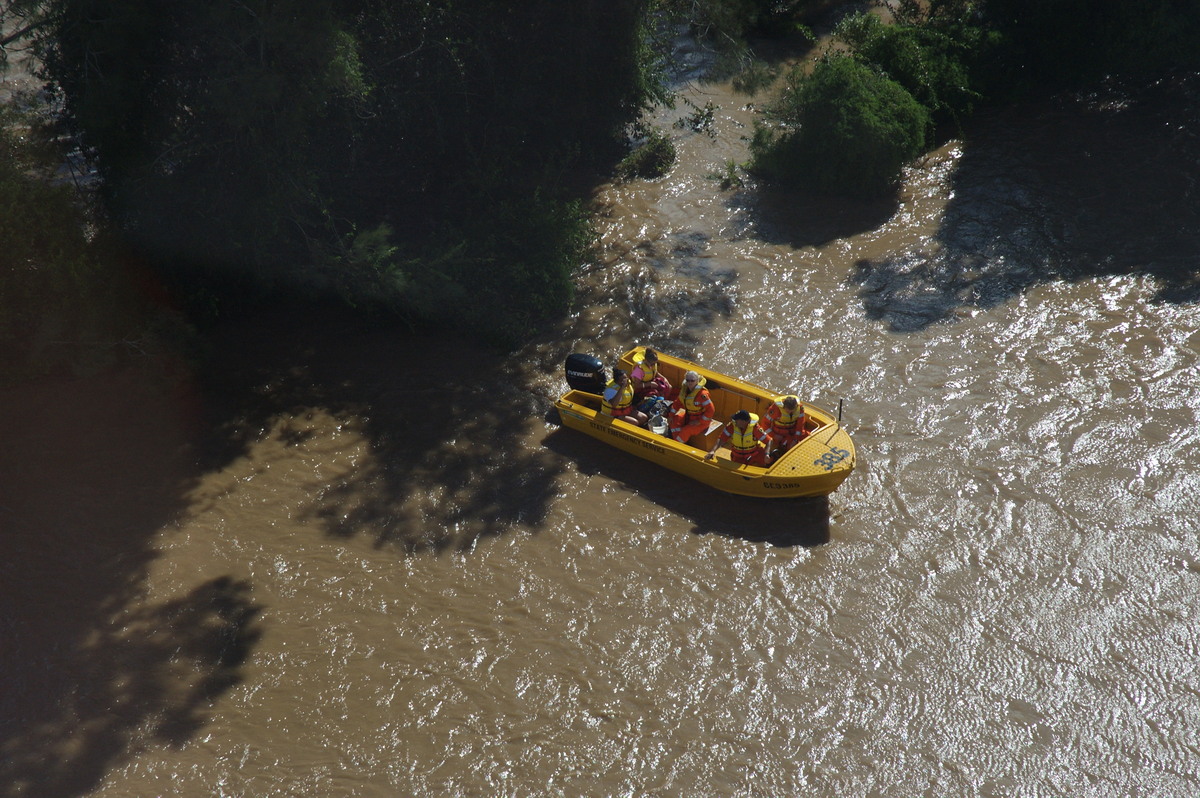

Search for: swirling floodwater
xmin=4 ymin=66 xmax=1200 ymax=798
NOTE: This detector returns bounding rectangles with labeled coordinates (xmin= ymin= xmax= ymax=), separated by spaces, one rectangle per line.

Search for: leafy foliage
xmin=835 ymin=8 xmax=991 ymax=129
xmin=708 ymin=158 xmax=744 ymax=190
xmin=730 ymin=58 xmax=780 ymax=96
xmin=659 ymin=0 xmax=817 ymax=91
xmin=674 ymin=98 xmax=717 ymax=136
xmin=617 ymin=126 xmax=678 ymax=180
xmin=30 ymin=0 xmax=664 ymax=344
xmin=742 ymin=0 xmax=1200 ymax=198
xmin=37 ymin=0 xmax=355 ymax=298
xmin=749 ymin=53 xmax=930 ymax=197
xmin=661 ymin=0 xmax=825 ymax=41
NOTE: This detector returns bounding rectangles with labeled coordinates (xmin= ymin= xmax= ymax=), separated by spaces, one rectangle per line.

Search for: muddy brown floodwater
xmin=3 ymin=55 xmax=1200 ymax=798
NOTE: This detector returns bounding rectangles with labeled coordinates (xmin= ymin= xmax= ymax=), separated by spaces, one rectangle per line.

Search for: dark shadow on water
xmin=0 ymin=373 xmax=262 ymax=798
xmin=0 ymin=297 xmax=717 ymax=794
xmin=0 ymin=302 xmax=591 ymax=796
xmin=195 ymin=305 xmax=569 ymax=556
xmin=542 ymin=427 xmax=830 ymax=548
xmin=0 ymin=577 xmax=261 ymax=798
xmin=733 ymin=182 xmax=900 ymax=250
xmin=850 ymin=72 xmax=1200 ymax=332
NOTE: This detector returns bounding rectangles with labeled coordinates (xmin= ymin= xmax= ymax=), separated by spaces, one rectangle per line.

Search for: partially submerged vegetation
xmin=749 ymin=52 xmax=931 ymax=197
xmin=617 ymin=125 xmax=678 ymax=180
xmin=2 ymin=0 xmax=1199 ymax=378
xmin=725 ymin=0 xmax=1200 ymax=196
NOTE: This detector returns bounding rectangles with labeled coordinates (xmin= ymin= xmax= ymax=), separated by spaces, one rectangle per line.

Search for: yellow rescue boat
xmin=553 ymin=347 xmax=855 ymax=499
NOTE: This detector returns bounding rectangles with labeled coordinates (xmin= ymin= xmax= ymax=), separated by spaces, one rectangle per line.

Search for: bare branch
xmin=1 ymin=18 xmax=44 ymax=49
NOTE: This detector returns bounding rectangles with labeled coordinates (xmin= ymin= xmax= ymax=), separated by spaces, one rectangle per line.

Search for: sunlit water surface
xmin=3 ymin=57 xmax=1200 ymax=798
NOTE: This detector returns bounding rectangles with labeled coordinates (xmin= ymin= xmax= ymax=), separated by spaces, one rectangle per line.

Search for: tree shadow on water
xmin=306 ymin=398 xmax=565 ymax=555
xmin=542 ymin=428 xmax=830 ymax=548
xmin=851 ymin=73 xmax=1200 ymax=332
xmin=0 ymin=578 xmax=262 ymax=798
xmin=0 ymin=373 xmax=262 ymax=798
xmin=732 ymin=182 xmax=899 ymax=250
xmin=197 ymin=306 xmax=569 ymax=555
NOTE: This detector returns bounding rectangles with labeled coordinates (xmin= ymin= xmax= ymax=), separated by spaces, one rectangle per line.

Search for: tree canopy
xmin=30 ymin=0 xmax=665 ymax=342
xmin=750 ymin=53 xmax=930 ymax=196
xmin=744 ymin=0 xmax=1200 ymax=197
xmin=9 ymin=0 xmax=1200 ymax=350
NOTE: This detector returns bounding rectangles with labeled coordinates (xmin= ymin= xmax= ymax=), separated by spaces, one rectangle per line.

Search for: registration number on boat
xmin=814 ymin=447 xmax=850 ymax=471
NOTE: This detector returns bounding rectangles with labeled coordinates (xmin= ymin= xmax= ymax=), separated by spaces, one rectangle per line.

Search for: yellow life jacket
xmin=771 ymin=396 xmax=803 ymax=430
xmin=680 ymin=377 xmax=709 ymax=413
xmin=730 ymin=414 xmax=762 ymax=452
xmin=631 ymin=352 xmax=659 ymax=388
xmin=602 ymin=378 xmax=635 ymax=415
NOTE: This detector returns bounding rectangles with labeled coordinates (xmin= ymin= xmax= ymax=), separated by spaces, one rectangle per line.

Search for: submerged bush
xmin=749 ymin=54 xmax=930 ymax=197
xmin=730 ymin=59 xmax=780 ymax=97
xmin=835 ymin=10 xmax=987 ymax=129
xmin=616 ymin=126 xmax=677 ymax=180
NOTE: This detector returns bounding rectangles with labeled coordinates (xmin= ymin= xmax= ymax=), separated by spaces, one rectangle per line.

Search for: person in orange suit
xmin=761 ymin=395 xmax=808 ymax=459
xmin=706 ymin=409 xmax=770 ymax=466
xmin=669 ymin=370 xmax=713 ymax=445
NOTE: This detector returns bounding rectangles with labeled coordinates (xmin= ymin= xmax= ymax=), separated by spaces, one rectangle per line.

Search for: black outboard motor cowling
xmin=565 ymin=354 xmax=607 ymax=393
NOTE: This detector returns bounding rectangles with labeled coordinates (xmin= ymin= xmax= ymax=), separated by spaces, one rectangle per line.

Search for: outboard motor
xmin=564 ymin=353 xmax=607 ymax=394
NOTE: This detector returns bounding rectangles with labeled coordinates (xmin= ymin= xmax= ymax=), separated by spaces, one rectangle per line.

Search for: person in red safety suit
xmin=760 ymin=395 xmax=808 ymax=458
xmin=705 ymin=409 xmax=770 ymax=466
xmin=669 ymin=370 xmax=714 ymax=445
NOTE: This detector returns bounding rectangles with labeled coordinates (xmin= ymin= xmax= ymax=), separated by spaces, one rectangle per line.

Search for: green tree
xmin=316 ymin=0 xmax=660 ymax=338
xmin=0 ymin=107 xmax=180 ymax=381
xmin=835 ymin=7 xmax=990 ymax=130
xmin=37 ymin=0 xmax=359 ymax=296
xmin=750 ymin=53 xmax=930 ymax=197
xmin=33 ymin=0 xmax=664 ymax=342
xmin=1 ymin=0 xmax=45 ymax=66
xmin=661 ymin=0 xmax=826 ymax=41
